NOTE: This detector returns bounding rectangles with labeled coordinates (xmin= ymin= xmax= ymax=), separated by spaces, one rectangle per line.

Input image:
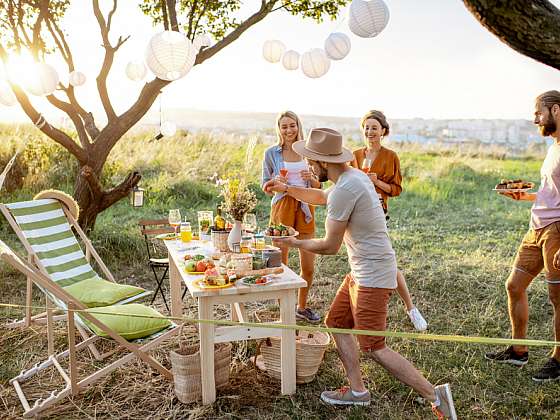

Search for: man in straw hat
xmin=263 ymin=128 xmax=456 ymax=418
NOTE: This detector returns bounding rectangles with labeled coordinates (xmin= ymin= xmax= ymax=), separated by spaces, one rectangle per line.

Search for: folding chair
xmin=0 ymin=240 xmax=179 ymax=418
xmin=0 ymin=197 xmax=153 ymax=358
xmin=138 ymin=218 xmax=175 ymax=312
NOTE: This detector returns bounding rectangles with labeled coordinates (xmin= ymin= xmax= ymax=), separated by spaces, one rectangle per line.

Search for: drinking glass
xmin=279 ymin=168 xmax=288 ymax=178
xmin=168 ymin=209 xmax=181 ymax=245
xmin=180 ymin=221 xmax=192 ymax=243
xmin=362 ymin=158 xmax=372 ymax=174
xmin=243 ymin=213 xmax=257 ymax=234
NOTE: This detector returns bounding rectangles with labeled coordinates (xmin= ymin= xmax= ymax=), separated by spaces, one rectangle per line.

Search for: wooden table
xmin=164 ymin=239 xmax=307 ymax=405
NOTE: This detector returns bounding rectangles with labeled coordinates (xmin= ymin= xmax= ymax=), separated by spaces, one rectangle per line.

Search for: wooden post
xmin=67 ymin=302 xmax=79 ymax=395
xmin=199 ymin=297 xmax=216 ymax=405
xmin=169 ymin=253 xmax=183 ymax=317
xmin=279 ymin=290 xmax=297 ymax=395
xmin=46 ymin=300 xmax=54 ymax=356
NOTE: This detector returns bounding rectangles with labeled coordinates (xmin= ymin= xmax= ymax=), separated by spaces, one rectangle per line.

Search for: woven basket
xmin=255 ymin=311 xmax=330 ymax=384
xmin=170 ymin=342 xmax=231 ymax=403
xmin=211 ymin=230 xmax=230 ymax=252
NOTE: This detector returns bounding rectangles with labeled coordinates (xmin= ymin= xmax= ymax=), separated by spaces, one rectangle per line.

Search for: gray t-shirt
xmin=327 ymin=168 xmax=397 ymax=289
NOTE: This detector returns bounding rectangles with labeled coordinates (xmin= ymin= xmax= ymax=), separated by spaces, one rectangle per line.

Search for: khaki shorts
xmin=513 ymin=221 xmax=560 ymax=283
xmin=325 ymin=274 xmax=393 ymax=352
xmin=270 ymin=196 xmax=315 ymax=235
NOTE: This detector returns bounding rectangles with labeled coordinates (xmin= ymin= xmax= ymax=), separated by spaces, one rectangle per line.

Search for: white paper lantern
xmin=125 ymin=60 xmax=147 ymax=81
xmin=193 ymin=33 xmax=212 ymax=49
xmin=161 ymin=121 xmax=177 ymax=136
xmin=325 ymin=33 xmax=352 ymax=60
xmin=0 ymin=81 xmax=16 ymax=106
xmin=25 ymin=62 xmax=59 ymax=96
xmin=262 ymin=40 xmax=286 ymax=63
xmin=145 ymin=31 xmax=193 ymax=81
xmin=348 ymin=0 xmax=390 ymax=38
xmin=68 ymin=71 xmax=86 ymax=87
xmin=301 ymin=49 xmax=331 ymax=79
xmin=282 ymin=50 xmax=300 ymax=71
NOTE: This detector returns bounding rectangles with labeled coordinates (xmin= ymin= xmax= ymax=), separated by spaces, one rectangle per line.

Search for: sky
xmin=2 ymin=0 xmax=560 ymax=123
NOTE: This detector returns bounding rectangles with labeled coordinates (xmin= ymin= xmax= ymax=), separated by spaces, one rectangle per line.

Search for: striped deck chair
xmin=0 ymin=198 xmax=152 ymax=357
xmin=0 ymin=240 xmax=178 ymax=418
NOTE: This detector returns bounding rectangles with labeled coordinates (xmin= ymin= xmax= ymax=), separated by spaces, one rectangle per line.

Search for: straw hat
xmin=292 ymin=128 xmax=353 ymax=163
xmin=34 ymin=189 xmax=80 ymax=220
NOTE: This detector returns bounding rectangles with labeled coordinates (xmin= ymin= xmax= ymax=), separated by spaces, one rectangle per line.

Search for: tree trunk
xmin=74 ymin=168 xmax=103 ymax=233
xmin=462 ymin=0 xmax=560 ymax=70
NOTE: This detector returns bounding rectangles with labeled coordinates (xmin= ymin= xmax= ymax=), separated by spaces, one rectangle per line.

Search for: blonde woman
xmin=351 ymin=110 xmax=428 ymax=331
xmin=261 ymin=111 xmax=321 ymax=323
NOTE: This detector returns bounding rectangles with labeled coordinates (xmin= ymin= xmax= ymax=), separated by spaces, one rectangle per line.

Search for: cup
xmin=180 ymin=222 xmax=192 ymax=243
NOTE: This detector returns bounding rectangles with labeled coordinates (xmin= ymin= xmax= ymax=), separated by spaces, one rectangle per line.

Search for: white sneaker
xmin=408 ymin=307 xmax=428 ymax=331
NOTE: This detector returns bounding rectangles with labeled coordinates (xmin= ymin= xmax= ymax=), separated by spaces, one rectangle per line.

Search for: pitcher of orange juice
xmin=180 ymin=221 xmax=192 ymax=242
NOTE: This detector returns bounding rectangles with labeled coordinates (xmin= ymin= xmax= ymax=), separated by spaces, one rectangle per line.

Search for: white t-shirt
xmin=531 ymin=142 xmax=560 ymax=229
xmin=327 ymin=168 xmax=397 ymax=289
xmin=284 ymin=161 xmax=308 ymax=188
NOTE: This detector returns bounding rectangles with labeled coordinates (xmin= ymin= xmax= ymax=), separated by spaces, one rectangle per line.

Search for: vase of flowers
xmin=218 ymin=178 xmax=257 ymax=252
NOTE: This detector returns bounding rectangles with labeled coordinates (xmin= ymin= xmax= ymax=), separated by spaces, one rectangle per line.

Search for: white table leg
xmin=169 ymin=254 xmax=182 ymax=318
xmin=279 ymin=289 xmax=297 ymax=395
xmin=199 ymin=297 xmax=216 ymax=404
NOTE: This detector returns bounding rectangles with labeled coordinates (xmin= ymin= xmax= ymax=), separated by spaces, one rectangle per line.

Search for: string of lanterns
xmin=263 ymin=0 xmax=389 ymax=79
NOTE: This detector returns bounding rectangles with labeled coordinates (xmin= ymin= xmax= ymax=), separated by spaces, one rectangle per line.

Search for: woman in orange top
xmin=351 ymin=110 xmax=428 ymax=331
xmin=261 ymin=111 xmax=322 ymax=323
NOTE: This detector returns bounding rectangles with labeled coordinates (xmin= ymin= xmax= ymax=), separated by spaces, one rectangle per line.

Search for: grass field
xmin=1 ymin=127 xmax=559 ymax=419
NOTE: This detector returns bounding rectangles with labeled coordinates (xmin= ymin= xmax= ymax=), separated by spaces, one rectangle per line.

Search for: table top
xmin=164 ymin=239 xmax=307 ymax=298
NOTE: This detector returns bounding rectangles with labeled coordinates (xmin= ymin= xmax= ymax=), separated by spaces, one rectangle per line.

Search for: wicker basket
xmin=211 ymin=230 xmax=230 ymax=252
xmin=170 ymin=342 xmax=231 ymax=403
xmin=255 ymin=311 xmax=330 ymax=384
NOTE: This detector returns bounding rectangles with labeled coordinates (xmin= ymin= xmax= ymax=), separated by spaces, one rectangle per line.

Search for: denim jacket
xmin=261 ymin=145 xmax=313 ymax=223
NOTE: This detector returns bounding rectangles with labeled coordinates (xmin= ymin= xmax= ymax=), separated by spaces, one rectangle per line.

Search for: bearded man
xmin=486 ymin=90 xmax=560 ymax=382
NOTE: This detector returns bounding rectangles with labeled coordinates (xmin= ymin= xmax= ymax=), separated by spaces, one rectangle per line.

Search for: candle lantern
xmin=130 ymin=185 xmax=145 ymax=207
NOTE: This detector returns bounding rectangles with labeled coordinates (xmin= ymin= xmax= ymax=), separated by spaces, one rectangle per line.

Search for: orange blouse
xmin=351 ymin=146 xmax=402 ymax=210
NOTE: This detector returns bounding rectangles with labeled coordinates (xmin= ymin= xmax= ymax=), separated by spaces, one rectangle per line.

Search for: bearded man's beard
xmin=540 ymin=115 xmax=557 ymax=136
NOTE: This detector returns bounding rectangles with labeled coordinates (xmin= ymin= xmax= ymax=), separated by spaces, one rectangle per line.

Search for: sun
xmin=4 ymin=52 xmax=38 ymax=89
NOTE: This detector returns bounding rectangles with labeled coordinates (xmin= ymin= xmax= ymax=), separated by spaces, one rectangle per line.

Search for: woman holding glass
xmin=261 ymin=111 xmax=321 ymax=323
xmin=351 ymin=110 xmax=428 ymax=331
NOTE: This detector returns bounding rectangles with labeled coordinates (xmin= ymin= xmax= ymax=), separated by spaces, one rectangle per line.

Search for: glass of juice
xmin=180 ymin=221 xmax=192 ymax=243
xmin=168 ymin=209 xmax=181 ymax=245
xmin=361 ymin=158 xmax=372 ymax=174
xmin=279 ymin=168 xmax=288 ymax=178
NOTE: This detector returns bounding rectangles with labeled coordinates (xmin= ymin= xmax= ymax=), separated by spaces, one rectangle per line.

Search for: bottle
xmin=214 ymin=205 xmax=226 ymax=231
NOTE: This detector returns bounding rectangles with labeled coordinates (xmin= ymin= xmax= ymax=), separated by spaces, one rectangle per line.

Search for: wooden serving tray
xmin=235 ymin=267 xmax=284 ymax=277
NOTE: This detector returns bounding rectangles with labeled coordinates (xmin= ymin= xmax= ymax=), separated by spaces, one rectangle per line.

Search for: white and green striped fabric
xmin=6 ymin=199 xmax=98 ymax=287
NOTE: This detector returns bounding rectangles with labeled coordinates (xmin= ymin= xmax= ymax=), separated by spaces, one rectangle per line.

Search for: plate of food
xmin=184 ymin=257 xmax=215 ymax=274
xmin=264 ymin=224 xmax=299 ymax=239
xmin=193 ymin=268 xmax=234 ymax=289
xmin=493 ymin=179 xmax=535 ymax=192
xmin=155 ymin=232 xmax=178 ymax=240
xmin=193 ymin=279 xmax=233 ymax=289
xmin=239 ymin=274 xmax=272 ymax=286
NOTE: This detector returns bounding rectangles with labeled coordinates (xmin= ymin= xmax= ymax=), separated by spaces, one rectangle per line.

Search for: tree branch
xmin=195 ymin=0 xmax=278 ymax=65
xmin=166 ymin=0 xmax=179 ymax=31
xmin=45 ymin=93 xmax=91 ymax=150
xmin=100 ymin=170 xmax=141 ymax=212
xmin=462 ymin=0 xmax=560 ymax=71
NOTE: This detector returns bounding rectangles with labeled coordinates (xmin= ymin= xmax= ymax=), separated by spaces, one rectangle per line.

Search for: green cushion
xmin=82 ymin=303 xmax=172 ymax=340
xmin=63 ymin=277 xmax=145 ymax=308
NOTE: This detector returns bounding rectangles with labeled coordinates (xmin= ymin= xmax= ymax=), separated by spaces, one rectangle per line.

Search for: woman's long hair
xmin=275 ymin=110 xmax=304 ymax=146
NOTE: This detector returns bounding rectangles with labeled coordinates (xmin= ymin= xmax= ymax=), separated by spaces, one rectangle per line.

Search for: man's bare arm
xmin=274 ymin=217 xmax=346 ymax=255
xmin=263 ymin=179 xmax=327 ymax=205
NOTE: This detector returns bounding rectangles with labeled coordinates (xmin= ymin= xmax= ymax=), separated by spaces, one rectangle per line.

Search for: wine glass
xmin=243 ymin=213 xmax=257 ymax=234
xmin=362 ymin=158 xmax=372 ymax=174
xmin=168 ymin=209 xmax=181 ymax=245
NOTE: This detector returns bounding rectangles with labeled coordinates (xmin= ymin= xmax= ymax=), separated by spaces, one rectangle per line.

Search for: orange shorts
xmin=270 ymin=196 xmax=315 ymax=235
xmin=513 ymin=221 xmax=560 ymax=283
xmin=325 ymin=274 xmax=393 ymax=352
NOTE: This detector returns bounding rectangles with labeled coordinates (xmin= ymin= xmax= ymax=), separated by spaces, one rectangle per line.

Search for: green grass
xmin=0 ymin=127 xmax=559 ymax=419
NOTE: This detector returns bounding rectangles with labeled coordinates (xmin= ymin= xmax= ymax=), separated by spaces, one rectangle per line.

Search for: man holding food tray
xmin=263 ymin=127 xmax=456 ymax=418
xmin=486 ymin=90 xmax=560 ymax=383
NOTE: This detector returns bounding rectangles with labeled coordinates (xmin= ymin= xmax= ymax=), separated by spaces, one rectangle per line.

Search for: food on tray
xmin=495 ymin=179 xmax=534 ymax=190
xmin=240 ymin=275 xmax=268 ymax=285
xmin=204 ymin=268 xmax=226 ymax=286
xmin=266 ymin=224 xmax=296 ymax=237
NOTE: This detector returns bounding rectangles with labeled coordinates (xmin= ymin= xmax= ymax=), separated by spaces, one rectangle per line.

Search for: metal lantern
xmin=145 ymin=31 xmax=194 ymax=81
xmin=130 ymin=185 xmax=145 ymax=207
xmin=301 ymin=48 xmax=331 ymax=79
xmin=324 ymin=33 xmax=352 ymax=60
xmin=282 ymin=50 xmax=300 ymax=71
xmin=68 ymin=71 xmax=86 ymax=87
xmin=262 ymin=40 xmax=286 ymax=63
xmin=0 ymin=81 xmax=16 ymax=106
xmin=125 ymin=60 xmax=147 ymax=81
xmin=348 ymin=0 xmax=390 ymax=38
xmin=161 ymin=121 xmax=177 ymax=136
xmin=25 ymin=62 xmax=59 ymax=96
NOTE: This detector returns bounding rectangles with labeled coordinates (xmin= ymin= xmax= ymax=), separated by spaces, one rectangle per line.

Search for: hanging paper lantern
xmin=348 ymin=0 xmax=390 ymax=38
xmin=324 ymin=33 xmax=352 ymax=60
xmin=25 ymin=62 xmax=59 ymax=96
xmin=145 ymin=31 xmax=193 ymax=81
xmin=0 ymin=81 xmax=16 ymax=106
xmin=282 ymin=50 xmax=300 ymax=71
xmin=193 ymin=33 xmax=212 ymax=49
xmin=301 ymin=49 xmax=331 ymax=79
xmin=125 ymin=60 xmax=147 ymax=81
xmin=262 ymin=40 xmax=286 ymax=63
xmin=68 ymin=71 xmax=86 ymax=87
xmin=161 ymin=121 xmax=177 ymax=136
